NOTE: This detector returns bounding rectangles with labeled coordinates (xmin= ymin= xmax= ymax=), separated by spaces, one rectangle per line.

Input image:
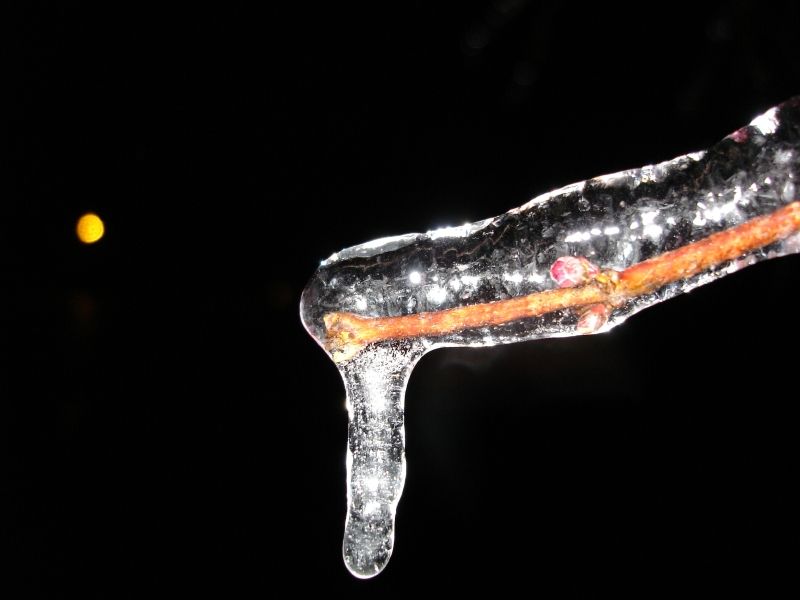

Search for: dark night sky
xmin=7 ymin=2 xmax=800 ymax=596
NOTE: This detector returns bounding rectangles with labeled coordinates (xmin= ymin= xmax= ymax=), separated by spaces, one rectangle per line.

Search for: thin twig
xmin=324 ymin=202 xmax=800 ymax=362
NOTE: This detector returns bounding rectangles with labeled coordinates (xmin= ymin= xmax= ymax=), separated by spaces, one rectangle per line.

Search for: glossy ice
xmin=300 ymin=98 xmax=800 ymax=578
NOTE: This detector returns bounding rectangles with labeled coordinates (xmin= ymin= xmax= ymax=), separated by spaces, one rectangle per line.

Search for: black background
xmin=8 ymin=2 xmax=800 ymax=596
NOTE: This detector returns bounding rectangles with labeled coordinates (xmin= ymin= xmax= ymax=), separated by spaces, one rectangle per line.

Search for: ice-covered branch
xmin=300 ymin=97 xmax=800 ymax=578
xmin=323 ymin=201 xmax=800 ymax=362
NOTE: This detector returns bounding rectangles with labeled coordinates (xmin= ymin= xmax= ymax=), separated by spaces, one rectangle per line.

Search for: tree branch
xmin=324 ymin=202 xmax=800 ymax=362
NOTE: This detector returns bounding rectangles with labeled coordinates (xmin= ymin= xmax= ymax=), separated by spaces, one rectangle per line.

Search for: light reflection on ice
xmin=643 ymin=224 xmax=663 ymax=239
xmin=503 ymin=272 xmax=524 ymax=284
xmin=751 ymin=107 xmax=778 ymax=135
xmin=528 ymin=273 xmax=545 ymax=284
xmin=427 ymin=285 xmax=448 ymax=304
xmin=783 ymin=181 xmax=796 ymax=201
xmin=428 ymin=219 xmax=492 ymax=240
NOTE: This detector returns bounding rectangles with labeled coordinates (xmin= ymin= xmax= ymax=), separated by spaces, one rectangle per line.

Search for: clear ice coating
xmin=338 ymin=340 xmax=427 ymax=578
xmin=300 ymin=98 xmax=800 ymax=578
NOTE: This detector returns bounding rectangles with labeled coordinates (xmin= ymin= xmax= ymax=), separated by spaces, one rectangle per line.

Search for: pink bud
xmin=576 ymin=304 xmax=609 ymax=334
xmin=549 ymin=256 xmax=600 ymax=288
xmin=727 ymin=127 xmax=749 ymax=143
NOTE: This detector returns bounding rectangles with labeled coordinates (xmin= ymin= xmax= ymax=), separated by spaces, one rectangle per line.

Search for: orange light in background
xmin=76 ymin=213 xmax=105 ymax=244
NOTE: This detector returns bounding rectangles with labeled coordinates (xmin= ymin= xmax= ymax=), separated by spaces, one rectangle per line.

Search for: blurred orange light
xmin=76 ymin=213 xmax=105 ymax=244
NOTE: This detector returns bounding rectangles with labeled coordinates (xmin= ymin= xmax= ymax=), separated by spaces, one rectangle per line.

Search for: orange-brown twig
xmin=324 ymin=202 xmax=800 ymax=362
